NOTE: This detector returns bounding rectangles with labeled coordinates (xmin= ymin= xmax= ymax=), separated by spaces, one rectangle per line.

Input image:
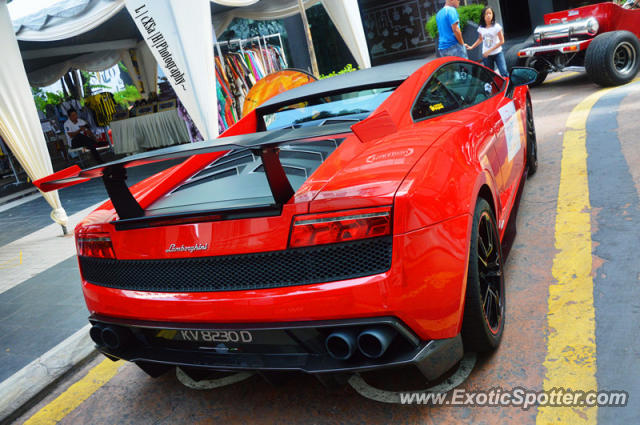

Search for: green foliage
xmin=426 ymin=4 xmax=486 ymax=39
xmin=319 ymin=64 xmax=357 ymax=80
xmin=113 ymin=85 xmax=141 ymax=108
xmin=31 ymin=87 xmax=65 ymax=112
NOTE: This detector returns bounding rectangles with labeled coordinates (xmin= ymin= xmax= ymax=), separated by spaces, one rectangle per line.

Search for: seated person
xmin=623 ymin=0 xmax=640 ymax=9
xmin=63 ymin=109 xmax=105 ymax=164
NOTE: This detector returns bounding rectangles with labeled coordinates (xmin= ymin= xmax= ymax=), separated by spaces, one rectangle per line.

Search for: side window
xmin=411 ymin=66 xmax=462 ymax=121
xmin=446 ymin=63 xmax=503 ymax=107
xmin=412 ymin=63 xmax=505 ymax=121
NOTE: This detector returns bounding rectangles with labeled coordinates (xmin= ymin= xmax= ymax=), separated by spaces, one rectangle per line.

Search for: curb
xmin=0 ymin=187 xmax=38 ymax=207
xmin=0 ymin=324 xmax=96 ymax=425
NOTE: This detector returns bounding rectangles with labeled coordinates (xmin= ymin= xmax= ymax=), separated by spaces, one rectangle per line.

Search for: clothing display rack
xmin=214 ymin=33 xmax=288 ymax=132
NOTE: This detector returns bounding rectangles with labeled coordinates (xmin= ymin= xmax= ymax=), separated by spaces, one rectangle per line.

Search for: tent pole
xmin=297 ymin=0 xmax=319 ymax=78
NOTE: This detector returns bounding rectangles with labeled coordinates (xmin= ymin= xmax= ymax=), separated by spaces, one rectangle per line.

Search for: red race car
xmin=512 ymin=1 xmax=640 ymax=86
xmin=36 ymin=58 xmax=538 ymax=385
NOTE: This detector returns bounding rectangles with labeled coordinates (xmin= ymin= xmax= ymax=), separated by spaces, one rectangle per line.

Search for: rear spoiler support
xmin=102 ymin=146 xmax=294 ymax=221
xmin=253 ymin=146 xmax=294 ymax=205
xmin=33 ymin=122 xmax=354 ymax=221
xmin=103 ymin=165 xmax=144 ymax=220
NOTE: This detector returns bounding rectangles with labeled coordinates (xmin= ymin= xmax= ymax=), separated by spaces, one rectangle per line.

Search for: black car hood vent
xmin=146 ymin=139 xmax=343 ymax=216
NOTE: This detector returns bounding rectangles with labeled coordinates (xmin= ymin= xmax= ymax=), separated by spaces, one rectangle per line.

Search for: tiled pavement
xmin=0 ymin=257 xmax=85 ymax=382
xmin=0 ymin=159 xmax=185 ymax=383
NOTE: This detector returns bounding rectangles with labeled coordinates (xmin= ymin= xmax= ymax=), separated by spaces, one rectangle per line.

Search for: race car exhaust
xmin=325 ymin=329 xmax=358 ymax=360
xmin=89 ymin=324 xmax=105 ymax=346
xmin=357 ymin=327 xmax=397 ymax=359
xmin=100 ymin=325 xmax=131 ymax=351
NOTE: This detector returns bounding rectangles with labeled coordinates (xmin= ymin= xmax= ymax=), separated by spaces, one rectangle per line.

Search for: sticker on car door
xmin=498 ymin=101 xmax=523 ymax=161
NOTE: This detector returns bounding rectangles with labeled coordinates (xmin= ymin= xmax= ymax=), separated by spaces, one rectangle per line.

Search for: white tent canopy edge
xmin=0 ymin=1 xmax=68 ymax=230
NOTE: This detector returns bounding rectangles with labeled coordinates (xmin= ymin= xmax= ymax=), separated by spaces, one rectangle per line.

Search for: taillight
xmin=76 ymin=233 xmax=116 ymax=258
xmin=289 ymin=207 xmax=392 ymax=248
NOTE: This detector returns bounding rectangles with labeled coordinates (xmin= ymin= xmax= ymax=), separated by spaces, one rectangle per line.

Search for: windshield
xmin=263 ymin=87 xmax=395 ymax=130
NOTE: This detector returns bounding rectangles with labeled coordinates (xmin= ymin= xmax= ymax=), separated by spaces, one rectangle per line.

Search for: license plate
xmin=165 ymin=329 xmax=254 ymax=344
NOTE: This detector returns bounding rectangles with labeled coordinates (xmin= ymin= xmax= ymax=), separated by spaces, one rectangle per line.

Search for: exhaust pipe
xmin=357 ymin=327 xmax=397 ymax=359
xmin=100 ymin=326 xmax=131 ymax=351
xmin=89 ymin=324 xmax=104 ymax=346
xmin=325 ymin=329 xmax=358 ymax=360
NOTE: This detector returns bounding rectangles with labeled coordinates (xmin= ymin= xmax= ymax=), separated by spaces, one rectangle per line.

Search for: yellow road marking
xmin=537 ymin=86 xmax=617 ymax=424
xmin=538 ymin=77 xmax=640 ymax=424
xmin=544 ymin=71 xmax=581 ymax=84
xmin=0 ymin=251 xmax=22 ymax=270
xmin=23 ymin=359 xmax=122 ymax=425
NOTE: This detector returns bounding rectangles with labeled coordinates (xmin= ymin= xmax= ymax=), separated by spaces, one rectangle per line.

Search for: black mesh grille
xmin=79 ymin=237 xmax=392 ymax=293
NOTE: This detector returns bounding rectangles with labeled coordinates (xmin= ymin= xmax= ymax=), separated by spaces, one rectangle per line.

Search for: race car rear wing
xmin=34 ymin=123 xmax=354 ymax=220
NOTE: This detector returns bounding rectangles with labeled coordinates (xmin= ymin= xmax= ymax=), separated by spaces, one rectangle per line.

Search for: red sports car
xmin=36 ymin=58 xmax=538 ymax=385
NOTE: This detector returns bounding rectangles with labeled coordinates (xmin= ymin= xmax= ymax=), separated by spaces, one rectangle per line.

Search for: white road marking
xmin=348 ymin=352 xmax=477 ymax=403
xmin=176 ymin=367 xmax=254 ymax=390
xmin=0 ymin=201 xmax=104 ymax=294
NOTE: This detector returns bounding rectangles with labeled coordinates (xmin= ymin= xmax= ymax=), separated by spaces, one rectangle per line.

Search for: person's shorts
xmin=438 ymin=44 xmax=468 ymax=59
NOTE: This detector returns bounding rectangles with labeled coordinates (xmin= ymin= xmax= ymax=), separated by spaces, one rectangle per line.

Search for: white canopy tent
xmin=0 ymin=2 xmax=68 ymax=230
xmin=1 ymin=0 xmax=370 ymax=228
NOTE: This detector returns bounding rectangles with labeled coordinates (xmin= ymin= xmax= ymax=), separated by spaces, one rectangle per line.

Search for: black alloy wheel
xmin=461 ymin=198 xmax=505 ymax=352
xmin=526 ymin=97 xmax=538 ymax=176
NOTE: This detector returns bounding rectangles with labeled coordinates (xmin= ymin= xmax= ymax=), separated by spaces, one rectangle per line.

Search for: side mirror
xmin=509 ymin=67 xmax=539 ymax=86
xmin=506 ymin=67 xmax=539 ymax=98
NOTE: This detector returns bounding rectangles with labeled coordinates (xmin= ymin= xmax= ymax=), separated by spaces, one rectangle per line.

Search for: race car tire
xmin=524 ymin=57 xmax=549 ymax=87
xmin=461 ymin=198 xmax=505 ymax=352
xmin=505 ymin=44 xmax=526 ymax=72
xmin=505 ymin=36 xmax=535 ymax=72
xmin=585 ymin=31 xmax=640 ymax=87
xmin=526 ymin=97 xmax=538 ymax=177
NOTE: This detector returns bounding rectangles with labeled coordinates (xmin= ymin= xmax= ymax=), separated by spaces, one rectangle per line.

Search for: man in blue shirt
xmin=436 ymin=0 xmax=468 ymax=59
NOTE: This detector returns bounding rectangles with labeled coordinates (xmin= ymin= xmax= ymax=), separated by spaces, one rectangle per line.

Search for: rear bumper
xmin=89 ymin=315 xmax=464 ymax=380
xmin=518 ymin=39 xmax=592 ymax=58
xmin=81 ymin=215 xmax=472 ymax=341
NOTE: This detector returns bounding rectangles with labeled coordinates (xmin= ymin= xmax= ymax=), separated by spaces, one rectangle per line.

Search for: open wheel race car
xmin=36 ymin=58 xmax=538 ymax=387
xmin=509 ymin=1 xmax=640 ymax=86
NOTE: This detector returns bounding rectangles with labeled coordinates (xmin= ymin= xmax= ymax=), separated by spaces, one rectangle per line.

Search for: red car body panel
xmin=35 ymin=58 xmax=533 ymax=375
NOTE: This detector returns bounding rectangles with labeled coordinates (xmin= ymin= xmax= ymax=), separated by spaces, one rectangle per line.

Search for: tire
xmin=461 ymin=198 xmax=505 ymax=353
xmin=505 ymin=36 xmax=535 ymax=72
xmin=505 ymin=44 xmax=526 ymax=72
xmin=525 ymin=97 xmax=538 ymax=177
xmin=524 ymin=57 xmax=549 ymax=87
xmin=585 ymin=31 xmax=640 ymax=87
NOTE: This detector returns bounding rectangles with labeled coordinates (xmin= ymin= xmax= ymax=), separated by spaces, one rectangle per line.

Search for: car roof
xmin=258 ymin=59 xmax=427 ymax=111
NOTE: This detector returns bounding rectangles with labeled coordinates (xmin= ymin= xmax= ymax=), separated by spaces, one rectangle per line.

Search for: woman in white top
xmin=465 ymin=7 xmax=508 ymax=77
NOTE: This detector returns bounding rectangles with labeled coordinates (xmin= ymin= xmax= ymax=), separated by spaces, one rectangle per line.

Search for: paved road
xmin=12 ymin=74 xmax=640 ymax=424
xmin=0 ymin=159 xmax=185 ymax=383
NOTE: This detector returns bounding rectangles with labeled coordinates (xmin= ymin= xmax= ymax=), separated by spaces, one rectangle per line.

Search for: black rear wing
xmin=35 ymin=123 xmax=354 ymax=220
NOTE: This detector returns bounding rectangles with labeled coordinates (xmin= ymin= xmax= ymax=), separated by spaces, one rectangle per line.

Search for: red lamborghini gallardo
xmin=36 ymin=58 xmax=538 ymax=385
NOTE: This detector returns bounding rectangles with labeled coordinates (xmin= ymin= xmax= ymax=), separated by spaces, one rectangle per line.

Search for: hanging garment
xmin=85 ymin=93 xmax=117 ymax=126
xmin=213 ymin=37 xmax=290 ymax=133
